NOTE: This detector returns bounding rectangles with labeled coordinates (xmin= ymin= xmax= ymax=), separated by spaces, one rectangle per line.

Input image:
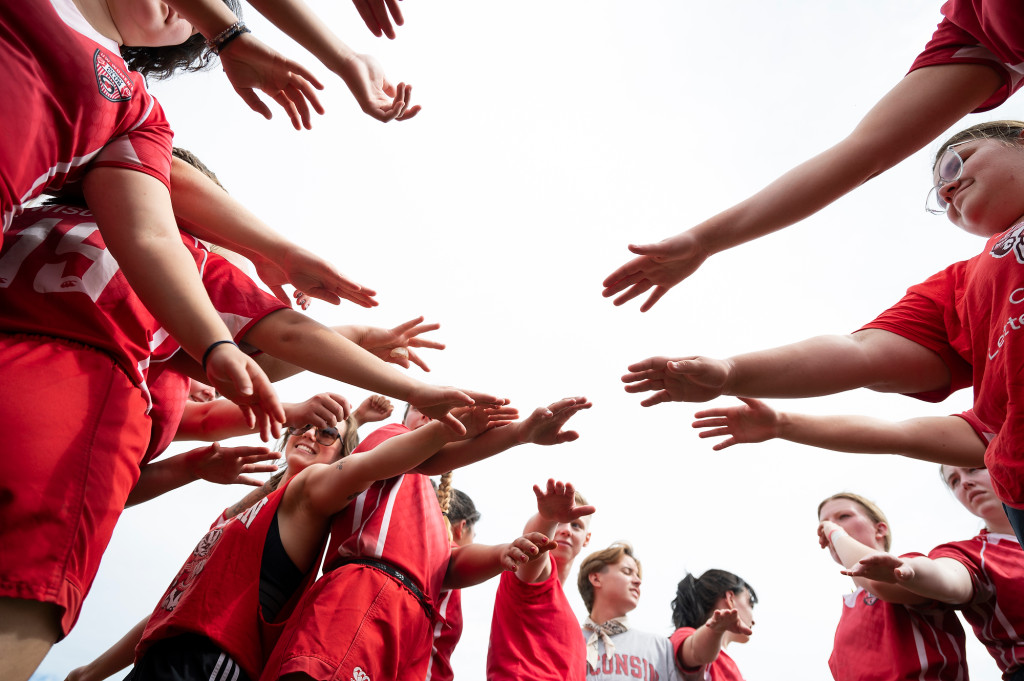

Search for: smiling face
xmin=590 ymin=554 xmax=642 ymax=617
xmin=284 ymin=423 xmax=346 ymax=475
xmin=107 ymin=0 xmax=196 ymax=47
xmin=936 ymin=139 xmax=1024 ymax=238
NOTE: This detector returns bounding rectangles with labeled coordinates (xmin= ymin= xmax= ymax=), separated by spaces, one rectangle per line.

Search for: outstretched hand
xmin=500 ymin=531 xmax=557 ymax=571
xmin=252 ymin=246 xmax=377 ymax=308
xmin=705 ymin=608 xmax=753 ymax=636
xmin=359 ymin=317 xmax=445 ymax=371
xmin=409 ymin=386 xmax=503 ymax=435
xmin=186 ymin=443 xmax=281 ymax=486
xmin=336 ymin=53 xmax=420 ymax=122
xmin=533 ymin=479 xmax=597 ymax=524
xmin=515 ymin=397 xmax=592 ymax=445
xmin=353 ymin=395 xmax=394 ymax=425
xmin=842 ymin=552 xmax=912 ymax=583
xmin=450 ymin=402 xmax=519 ymax=440
xmin=622 ymin=356 xmax=731 ymax=405
xmin=218 ymin=33 xmax=325 ymax=130
xmin=602 ymin=231 xmax=709 ymax=312
xmin=284 ymin=392 xmax=352 ymax=429
xmin=692 ymin=398 xmax=779 ymax=450
xmin=204 ymin=344 xmax=285 ymax=440
xmin=351 ymin=0 xmax=404 ymax=39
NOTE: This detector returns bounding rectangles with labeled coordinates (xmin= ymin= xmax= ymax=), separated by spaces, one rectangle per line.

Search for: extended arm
xmin=819 ymin=521 xmax=926 ymax=604
xmin=603 ymin=64 xmax=1002 ymax=310
xmin=442 ymin=533 xmax=556 ymax=590
xmin=411 ymin=397 xmax=590 ymax=475
xmin=169 ymin=157 xmax=375 ymax=308
xmin=125 ymin=444 xmax=279 ymax=506
xmin=516 ymin=479 xmax=596 ymax=584
xmin=676 ymin=610 xmax=752 ymax=670
xmin=842 ymin=552 xmax=974 ymax=605
xmin=623 ymin=329 xmax=951 ymax=406
xmin=174 ymin=393 xmax=351 ymax=442
xmin=83 ymin=167 xmax=283 ymax=424
xmin=693 ymin=398 xmax=985 ymax=466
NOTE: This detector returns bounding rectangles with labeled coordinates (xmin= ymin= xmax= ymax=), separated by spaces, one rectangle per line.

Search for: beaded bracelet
xmin=206 ymin=21 xmax=251 ymax=55
xmin=202 ymin=340 xmax=238 ymax=372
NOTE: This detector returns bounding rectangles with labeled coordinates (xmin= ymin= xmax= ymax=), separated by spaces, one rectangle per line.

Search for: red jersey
xmin=427 ymin=587 xmax=462 ymax=681
xmin=862 ymin=223 xmax=1024 ymax=505
xmin=0 ymin=0 xmax=173 ymax=231
xmin=486 ymin=554 xmax=586 ymax=681
xmin=669 ymin=628 xmax=745 ymax=681
xmin=137 ymin=480 xmax=318 ymax=681
xmin=828 ymin=586 xmax=968 ymax=681
xmin=324 ymin=424 xmax=452 ymax=603
xmin=911 ymin=0 xmax=1024 ymax=112
xmin=0 ymin=206 xmax=286 ymax=428
xmin=929 ymin=531 xmax=1024 ymax=677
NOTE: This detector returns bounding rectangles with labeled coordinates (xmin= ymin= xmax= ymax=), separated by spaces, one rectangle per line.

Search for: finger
xmin=602 ymin=256 xmax=646 ymax=288
xmin=270 ymin=285 xmax=291 ymax=306
xmin=623 ymin=378 xmax=662 ymax=394
xmin=284 ymin=61 xmax=325 ymax=94
xmin=555 ymin=431 xmax=580 ymax=444
xmin=628 ymin=241 xmax=670 ymax=257
xmin=639 ymin=286 xmax=669 ymax=313
xmin=351 ymin=0 xmax=384 ymax=37
xmin=284 ymin=83 xmax=313 ymax=130
xmin=693 ymin=408 xmax=728 ymax=419
xmin=697 ymin=426 xmax=730 ymax=437
xmin=407 ymin=349 xmax=430 ymax=372
xmin=240 ymin=464 xmax=279 ymax=474
xmin=384 ymin=0 xmax=404 ymax=26
xmin=236 ymin=475 xmax=265 ymax=487
xmin=601 ymin=270 xmax=645 ymax=297
xmin=612 ymin=281 xmax=654 ymax=307
xmin=712 ymin=439 xmax=736 ymax=451
xmin=234 ymin=87 xmax=273 ymax=120
xmin=438 ymin=413 xmax=467 ymax=436
xmin=369 ymin=0 xmax=397 ymax=39
xmin=397 ymin=103 xmax=421 ymax=121
xmin=240 ymin=404 xmax=257 ymax=431
xmin=569 ymin=504 xmax=596 ymax=519
xmin=271 ymin=90 xmax=302 ymax=131
xmin=639 ymin=391 xmax=673 ymax=407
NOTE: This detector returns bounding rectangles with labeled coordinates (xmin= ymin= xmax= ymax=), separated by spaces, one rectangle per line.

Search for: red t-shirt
xmin=486 ymin=553 xmax=586 ymax=681
xmin=0 ymin=0 xmax=172 ymax=231
xmin=862 ymin=223 xmax=1024 ymax=505
xmin=324 ymin=424 xmax=452 ymax=603
xmin=929 ymin=530 xmax=1024 ymax=676
xmin=0 ymin=207 xmax=287 ymax=436
xmin=669 ymin=627 xmax=745 ymax=681
xmin=911 ymin=0 xmax=1024 ymax=112
xmin=137 ymin=480 xmax=318 ymax=681
xmin=828 ymin=586 xmax=968 ymax=681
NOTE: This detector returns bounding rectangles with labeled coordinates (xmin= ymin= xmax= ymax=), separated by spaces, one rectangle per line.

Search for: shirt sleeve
xmin=90 ymin=84 xmax=173 ymax=189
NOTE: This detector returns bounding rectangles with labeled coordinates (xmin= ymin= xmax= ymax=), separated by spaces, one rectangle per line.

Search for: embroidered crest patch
xmin=93 ymin=49 xmax=132 ymax=102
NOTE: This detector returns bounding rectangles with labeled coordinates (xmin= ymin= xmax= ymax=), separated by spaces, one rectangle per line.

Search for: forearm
xmin=170 ymin=156 xmax=293 ymax=261
xmin=244 ymin=0 xmax=357 ymax=73
xmin=84 ymin=169 xmax=232 ymax=362
xmin=68 ymin=617 xmax=148 ymax=681
xmin=512 ymin=513 xmax=557 ymax=584
xmin=306 ymin=423 xmax=451 ymax=517
xmin=678 ymin=625 xmax=727 ymax=668
xmin=125 ymin=455 xmax=199 ymax=506
xmin=777 ymin=414 xmax=985 ymax=466
xmin=411 ymin=424 xmax=521 ymax=476
xmin=686 ymin=65 xmax=998 ymax=259
xmin=725 ymin=331 xmax=950 ymax=398
xmin=244 ymin=311 xmax=420 ymax=400
xmin=889 ymin=557 xmax=974 ymax=605
xmin=175 ymin=400 xmax=251 ymax=441
xmin=443 ymin=544 xmax=509 ymax=590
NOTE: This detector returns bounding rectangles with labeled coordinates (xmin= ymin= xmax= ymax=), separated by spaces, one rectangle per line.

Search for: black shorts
xmin=127 ymin=633 xmax=251 ymax=681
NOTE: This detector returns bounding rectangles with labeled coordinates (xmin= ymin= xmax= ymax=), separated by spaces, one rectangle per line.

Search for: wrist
xmin=828 ymin=527 xmax=848 ymax=546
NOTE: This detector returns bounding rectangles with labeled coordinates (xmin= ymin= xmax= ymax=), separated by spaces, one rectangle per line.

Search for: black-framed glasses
xmin=925 ymin=141 xmax=973 ymax=214
xmin=292 ymin=424 xmax=341 ymax=446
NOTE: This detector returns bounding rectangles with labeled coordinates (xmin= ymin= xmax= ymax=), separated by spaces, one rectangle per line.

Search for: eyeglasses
xmin=925 ymin=141 xmax=973 ymax=214
xmin=292 ymin=424 xmax=341 ymax=446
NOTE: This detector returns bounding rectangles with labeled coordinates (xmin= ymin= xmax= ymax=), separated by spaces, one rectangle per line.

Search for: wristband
xmin=828 ymin=528 xmax=847 ymax=545
xmin=202 ymin=340 xmax=238 ymax=372
xmin=205 ymin=21 xmax=251 ymax=55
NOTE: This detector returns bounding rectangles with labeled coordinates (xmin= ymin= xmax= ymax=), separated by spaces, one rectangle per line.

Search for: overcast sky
xmin=31 ymin=0 xmax=1022 ymax=679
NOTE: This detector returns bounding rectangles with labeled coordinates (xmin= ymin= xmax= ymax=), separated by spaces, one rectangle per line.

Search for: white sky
xmin=30 ymin=0 xmax=1023 ymax=679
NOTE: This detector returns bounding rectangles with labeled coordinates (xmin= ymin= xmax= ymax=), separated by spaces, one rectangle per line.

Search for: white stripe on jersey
xmin=373 ymin=475 xmax=405 ymax=558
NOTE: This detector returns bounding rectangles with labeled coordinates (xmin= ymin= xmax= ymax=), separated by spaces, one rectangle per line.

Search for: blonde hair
xmin=436 ymin=471 xmax=454 ymax=514
xmin=817 ymin=492 xmax=891 ymax=551
xmin=577 ymin=542 xmax=641 ymax=613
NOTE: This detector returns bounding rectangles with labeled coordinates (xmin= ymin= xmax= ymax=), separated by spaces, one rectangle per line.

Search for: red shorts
xmin=260 ymin=564 xmax=432 ymax=681
xmin=0 ymin=334 xmax=150 ymax=636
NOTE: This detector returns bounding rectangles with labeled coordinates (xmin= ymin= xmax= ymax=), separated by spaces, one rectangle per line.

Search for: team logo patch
xmin=350 ymin=668 xmax=371 ymax=681
xmin=93 ymin=49 xmax=132 ymax=102
xmin=862 ymin=593 xmax=879 ymax=606
xmin=991 ymin=223 xmax=1024 ymax=264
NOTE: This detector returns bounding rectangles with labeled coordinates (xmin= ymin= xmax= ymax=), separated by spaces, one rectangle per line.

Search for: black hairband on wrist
xmin=205 ymin=21 xmax=250 ymax=55
xmin=202 ymin=340 xmax=238 ymax=372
